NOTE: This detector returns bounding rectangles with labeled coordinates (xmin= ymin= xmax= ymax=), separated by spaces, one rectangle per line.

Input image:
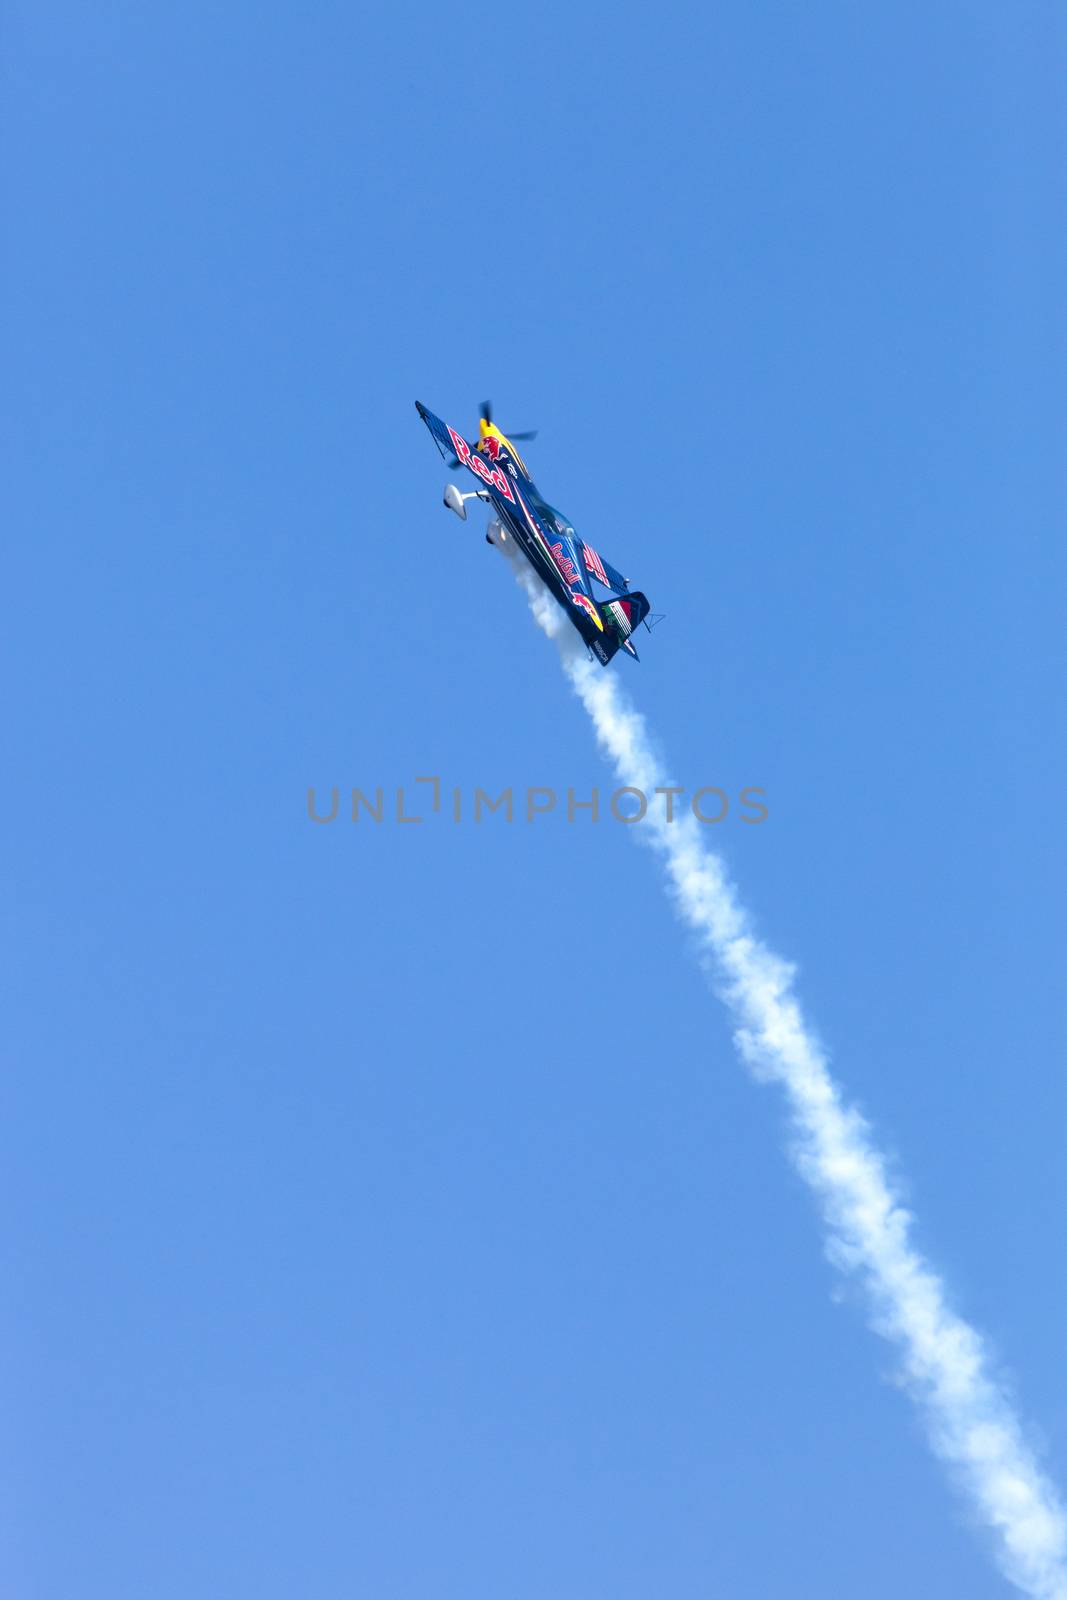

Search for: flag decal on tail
xmin=606 ymin=600 xmax=635 ymax=637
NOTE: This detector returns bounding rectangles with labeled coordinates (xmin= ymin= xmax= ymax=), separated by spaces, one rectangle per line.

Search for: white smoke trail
xmin=503 ymin=535 xmax=1067 ymax=1599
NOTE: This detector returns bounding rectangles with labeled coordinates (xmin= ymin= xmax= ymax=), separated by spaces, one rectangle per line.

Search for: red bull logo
xmin=447 ymin=427 xmax=514 ymax=502
xmin=550 ymin=541 xmax=581 ymax=586
xmin=569 ymin=589 xmax=604 ymax=631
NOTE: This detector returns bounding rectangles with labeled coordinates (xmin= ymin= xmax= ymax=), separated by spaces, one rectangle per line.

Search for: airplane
xmin=416 ymin=400 xmax=655 ymax=665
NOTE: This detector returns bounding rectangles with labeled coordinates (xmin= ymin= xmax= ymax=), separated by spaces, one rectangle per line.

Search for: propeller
xmin=480 ymin=399 xmax=538 ymax=441
xmin=447 ymin=402 xmax=539 ymax=468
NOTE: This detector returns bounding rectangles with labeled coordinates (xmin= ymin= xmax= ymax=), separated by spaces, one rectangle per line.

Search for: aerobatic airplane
xmin=416 ymin=400 xmax=655 ymax=665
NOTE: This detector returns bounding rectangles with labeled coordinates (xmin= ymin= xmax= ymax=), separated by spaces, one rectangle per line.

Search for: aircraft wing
xmin=415 ymin=400 xmax=533 ymax=521
xmin=416 ymin=400 xmax=464 ymax=464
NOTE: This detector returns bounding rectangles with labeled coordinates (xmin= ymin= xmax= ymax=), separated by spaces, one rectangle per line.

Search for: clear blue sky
xmin=3 ymin=4 xmax=1066 ymax=1597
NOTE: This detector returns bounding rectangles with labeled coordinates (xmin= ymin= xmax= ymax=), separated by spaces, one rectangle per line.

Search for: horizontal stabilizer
xmin=579 ymin=539 xmax=630 ymax=595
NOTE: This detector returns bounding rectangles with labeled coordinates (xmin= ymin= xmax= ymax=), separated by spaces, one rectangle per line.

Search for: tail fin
xmin=596 ymin=591 xmax=651 ymax=662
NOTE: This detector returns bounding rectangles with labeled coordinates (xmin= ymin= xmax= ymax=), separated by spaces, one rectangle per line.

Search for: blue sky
xmin=3 ymin=4 xmax=1066 ymax=1596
